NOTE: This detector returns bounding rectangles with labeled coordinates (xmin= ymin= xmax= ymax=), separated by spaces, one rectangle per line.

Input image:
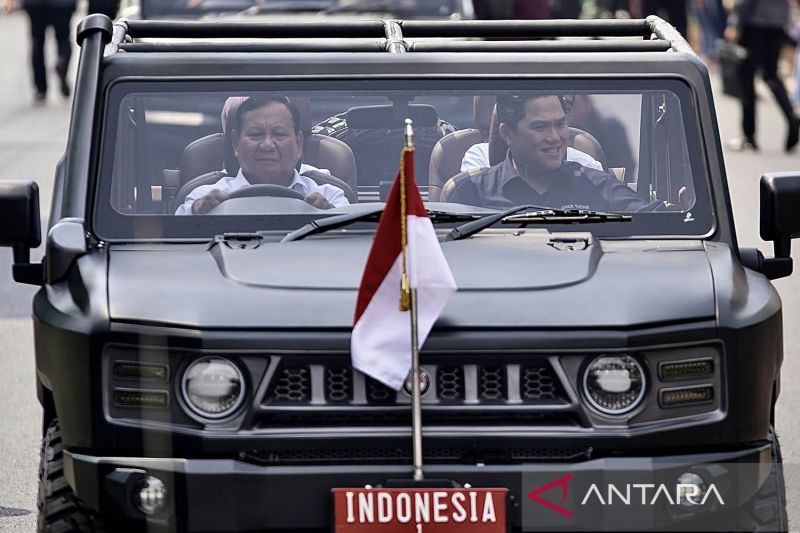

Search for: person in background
xmin=629 ymin=0 xmax=688 ymax=35
xmin=689 ymin=0 xmax=727 ymax=63
xmin=548 ymin=0 xmax=582 ymax=18
xmin=725 ymin=0 xmax=800 ymax=152
xmin=4 ymin=0 xmax=76 ymax=102
xmin=87 ymin=0 xmax=119 ymax=19
xmin=569 ymin=94 xmax=636 ymax=175
xmin=473 ymin=0 xmax=550 ymax=19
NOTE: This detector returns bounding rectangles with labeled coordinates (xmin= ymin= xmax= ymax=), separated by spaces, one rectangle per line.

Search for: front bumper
xmin=64 ymin=444 xmax=775 ymax=532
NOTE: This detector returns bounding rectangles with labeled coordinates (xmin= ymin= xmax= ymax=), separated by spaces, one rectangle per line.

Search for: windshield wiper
xmin=444 ymin=204 xmax=552 ymax=242
xmin=282 ymin=208 xmax=480 ymax=242
xmin=504 ymin=209 xmax=632 ymax=225
xmin=444 ymin=206 xmax=631 ymax=242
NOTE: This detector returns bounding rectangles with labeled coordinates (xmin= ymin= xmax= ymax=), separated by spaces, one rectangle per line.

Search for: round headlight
xmin=181 ymin=357 xmax=245 ymax=419
xmin=582 ymin=355 xmax=645 ymax=414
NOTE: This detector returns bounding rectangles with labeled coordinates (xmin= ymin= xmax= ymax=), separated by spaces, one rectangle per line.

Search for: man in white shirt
xmin=461 ymin=141 xmax=603 ymax=173
xmin=177 ymin=96 xmax=348 ymax=215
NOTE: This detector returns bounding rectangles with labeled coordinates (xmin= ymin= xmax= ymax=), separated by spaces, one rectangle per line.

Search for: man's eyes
xmin=530 ymin=121 xmax=567 ymax=131
xmin=245 ymin=131 xmax=290 ymax=140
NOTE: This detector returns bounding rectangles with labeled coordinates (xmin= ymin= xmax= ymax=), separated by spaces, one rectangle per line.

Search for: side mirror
xmin=759 ymin=172 xmax=800 ymax=279
xmin=0 ymin=180 xmax=43 ymax=285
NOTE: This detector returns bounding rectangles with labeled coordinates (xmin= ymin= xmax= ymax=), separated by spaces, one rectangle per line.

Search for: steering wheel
xmin=227 ymin=184 xmax=306 ymax=201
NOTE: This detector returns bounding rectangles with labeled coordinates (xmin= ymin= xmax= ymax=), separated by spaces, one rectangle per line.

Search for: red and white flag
xmin=351 ymin=147 xmax=457 ymax=390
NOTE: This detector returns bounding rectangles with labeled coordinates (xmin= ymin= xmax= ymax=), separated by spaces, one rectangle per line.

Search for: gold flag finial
xmin=399 ymin=119 xmax=414 ymax=311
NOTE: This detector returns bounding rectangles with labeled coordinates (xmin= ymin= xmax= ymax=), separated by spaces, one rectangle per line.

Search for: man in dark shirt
xmin=442 ymin=92 xmax=645 ymax=212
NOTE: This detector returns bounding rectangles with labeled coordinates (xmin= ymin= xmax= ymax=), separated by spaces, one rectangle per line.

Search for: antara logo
xmin=527 ymin=473 xmax=574 ymax=518
xmin=580 ymin=483 xmax=725 ymax=506
xmin=527 ymin=473 xmax=725 ymax=518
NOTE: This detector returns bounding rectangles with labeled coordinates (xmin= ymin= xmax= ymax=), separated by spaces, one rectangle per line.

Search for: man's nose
xmin=259 ymin=135 xmax=279 ymax=149
xmin=544 ymin=125 xmax=559 ymax=140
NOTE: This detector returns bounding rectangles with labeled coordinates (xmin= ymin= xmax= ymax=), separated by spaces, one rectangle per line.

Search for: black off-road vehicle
xmin=2 ymin=14 xmax=800 ymax=533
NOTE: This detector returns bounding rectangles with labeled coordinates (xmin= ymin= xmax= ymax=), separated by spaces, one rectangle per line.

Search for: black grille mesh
xmin=367 ymin=378 xmax=395 ymax=403
xmin=272 ymin=366 xmax=309 ymax=402
xmin=478 ymin=366 xmax=505 ymax=400
xmin=437 ymin=366 xmax=464 ymax=401
xmin=259 ymin=410 xmax=573 ymax=426
xmin=325 ymin=367 xmax=351 ymax=402
xmin=522 ymin=365 xmax=561 ymax=400
xmin=241 ymin=446 xmax=589 ymax=465
xmin=264 ymin=360 xmax=568 ymax=409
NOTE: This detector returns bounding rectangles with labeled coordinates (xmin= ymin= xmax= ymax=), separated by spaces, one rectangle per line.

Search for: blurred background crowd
xmin=4 ymin=0 xmax=800 ymax=151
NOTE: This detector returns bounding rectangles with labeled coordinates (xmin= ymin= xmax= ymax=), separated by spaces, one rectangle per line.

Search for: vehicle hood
xmin=107 ymin=233 xmax=716 ymax=329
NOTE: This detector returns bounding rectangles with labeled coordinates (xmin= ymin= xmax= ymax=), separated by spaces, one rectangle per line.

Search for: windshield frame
xmin=92 ymin=77 xmax=716 ymax=242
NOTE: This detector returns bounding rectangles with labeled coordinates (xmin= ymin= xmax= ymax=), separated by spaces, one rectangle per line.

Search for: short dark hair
xmin=232 ymin=96 xmax=302 ymax=135
xmin=495 ymin=93 xmax=568 ymax=130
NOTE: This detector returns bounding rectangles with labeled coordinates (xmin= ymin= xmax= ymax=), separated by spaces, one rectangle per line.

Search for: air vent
xmin=326 ymin=367 xmax=351 ymax=402
xmin=240 ymin=446 xmax=589 ymax=466
xmin=521 ymin=365 xmax=560 ymax=400
xmin=272 ymin=366 xmax=310 ymax=402
xmin=479 ymin=367 xmax=505 ymax=401
xmin=437 ymin=366 xmax=464 ymax=401
xmin=367 ymin=378 xmax=395 ymax=404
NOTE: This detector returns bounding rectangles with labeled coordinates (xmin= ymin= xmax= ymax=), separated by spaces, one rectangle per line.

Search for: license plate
xmin=332 ymin=487 xmax=508 ymax=532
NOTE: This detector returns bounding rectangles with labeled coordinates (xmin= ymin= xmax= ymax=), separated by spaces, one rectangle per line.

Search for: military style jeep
xmin=2 ymin=14 xmax=800 ymax=532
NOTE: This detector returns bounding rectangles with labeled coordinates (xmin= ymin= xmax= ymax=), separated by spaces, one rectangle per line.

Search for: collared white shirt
xmin=460 ymin=142 xmax=604 ymax=173
xmin=175 ymin=168 xmax=349 ymax=215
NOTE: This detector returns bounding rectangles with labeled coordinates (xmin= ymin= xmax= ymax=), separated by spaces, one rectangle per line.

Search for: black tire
xmin=733 ymin=428 xmax=789 ymax=533
xmin=706 ymin=427 xmax=789 ymax=533
xmin=37 ymin=420 xmax=107 ymax=533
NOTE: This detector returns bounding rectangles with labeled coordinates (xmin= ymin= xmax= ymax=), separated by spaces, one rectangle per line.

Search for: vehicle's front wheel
xmin=721 ymin=427 xmax=788 ymax=533
xmin=37 ymin=420 xmax=107 ymax=533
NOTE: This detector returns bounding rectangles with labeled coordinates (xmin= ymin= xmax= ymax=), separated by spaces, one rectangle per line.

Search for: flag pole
xmin=402 ymin=118 xmax=425 ymax=481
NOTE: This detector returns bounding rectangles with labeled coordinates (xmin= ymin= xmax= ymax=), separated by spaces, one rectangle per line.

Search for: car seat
xmin=427 ymin=96 xmax=495 ymax=201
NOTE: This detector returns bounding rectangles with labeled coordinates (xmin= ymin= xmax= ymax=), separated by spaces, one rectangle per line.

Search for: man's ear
xmin=498 ymin=123 xmax=513 ymax=146
xmin=296 ymin=131 xmax=304 ymax=159
xmin=231 ymin=129 xmax=241 ymax=157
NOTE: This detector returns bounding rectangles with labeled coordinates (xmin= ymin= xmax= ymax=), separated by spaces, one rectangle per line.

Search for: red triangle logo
xmin=527 ymin=472 xmax=573 ymax=518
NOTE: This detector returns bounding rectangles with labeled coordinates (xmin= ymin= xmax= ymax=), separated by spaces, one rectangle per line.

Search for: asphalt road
xmin=1 ymin=10 xmax=800 ymax=532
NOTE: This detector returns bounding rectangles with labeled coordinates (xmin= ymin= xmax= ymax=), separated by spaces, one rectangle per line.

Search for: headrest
xmin=345 ymin=104 xmax=438 ymax=129
xmin=473 ymin=96 xmax=496 ymax=132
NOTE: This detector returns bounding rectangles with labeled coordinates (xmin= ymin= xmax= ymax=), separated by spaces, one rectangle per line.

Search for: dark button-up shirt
xmin=446 ymin=153 xmax=645 ymax=212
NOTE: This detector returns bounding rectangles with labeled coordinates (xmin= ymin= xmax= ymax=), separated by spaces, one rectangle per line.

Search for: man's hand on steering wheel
xmin=304 ymin=191 xmax=334 ymax=209
xmin=192 ymin=187 xmax=335 ymax=214
xmin=192 ymin=189 xmax=230 ymax=214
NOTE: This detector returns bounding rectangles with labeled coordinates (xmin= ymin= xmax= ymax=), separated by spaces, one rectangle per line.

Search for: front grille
xmin=260 ymin=357 xmax=576 ymax=427
xmin=240 ymin=446 xmax=590 ymax=466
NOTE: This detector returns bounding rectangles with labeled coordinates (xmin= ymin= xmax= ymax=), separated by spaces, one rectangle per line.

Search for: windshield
xmin=96 ymin=80 xmax=713 ymax=240
xmin=140 ymin=0 xmax=464 ymax=19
